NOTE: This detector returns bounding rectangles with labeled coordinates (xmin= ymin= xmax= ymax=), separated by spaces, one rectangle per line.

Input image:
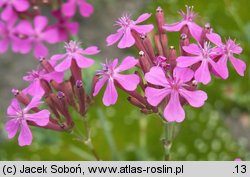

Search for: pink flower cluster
xmin=94 ymin=6 xmax=246 ymax=122
xmin=4 ymin=5 xmax=246 ymax=147
xmin=5 ymin=41 xmax=100 ymax=146
xmin=0 ymin=0 xmax=93 ymax=57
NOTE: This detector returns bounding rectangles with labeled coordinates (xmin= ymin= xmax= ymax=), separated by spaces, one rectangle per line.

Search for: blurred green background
xmin=0 ymin=0 xmax=249 ymax=160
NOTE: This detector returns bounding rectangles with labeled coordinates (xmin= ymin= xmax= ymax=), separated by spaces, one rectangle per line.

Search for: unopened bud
xmin=128 ymin=96 xmax=145 ymax=109
xmin=57 ymin=91 xmax=65 ymax=99
xmin=156 ymin=6 xmax=165 ymax=34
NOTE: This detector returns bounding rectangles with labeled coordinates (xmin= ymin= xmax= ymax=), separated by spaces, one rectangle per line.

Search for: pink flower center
xmin=200 ymin=42 xmax=214 ymax=61
xmin=96 ymin=61 xmax=114 ymax=78
xmin=116 ymin=14 xmax=135 ymax=30
xmin=25 ymin=70 xmax=41 ymax=81
xmin=225 ymin=40 xmax=237 ymax=56
xmin=64 ymin=40 xmax=81 ymax=55
xmin=16 ymin=111 xmax=25 ymax=121
xmin=168 ymin=77 xmax=181 ymax=91
xmin=180 ymin=5 xmax=197 ymax=22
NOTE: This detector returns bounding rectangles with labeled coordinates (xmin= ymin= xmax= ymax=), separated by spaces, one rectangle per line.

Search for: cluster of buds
xmin=5 ymin=41 xmax=100 ymax=146
xmin=0 ymin=0 xmax=93 ymax=57
xmin=95 ymin=6 xmax=246 ymax=123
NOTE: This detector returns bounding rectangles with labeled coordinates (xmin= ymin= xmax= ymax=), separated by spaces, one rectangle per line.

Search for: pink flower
xmin=93 ymin=56 xmax=140 ymax=106
xmin=62 ymin=0 xmax=94 ymax=18
xmin=51 ymin=41 xmax=100 ymax=72
xmin=163 ymin=5 xmax=202 ymax=41
xmin=16 ymin=16 xmax=59 ymax=58
xmin=207 ymin=33 xmax=246 ymax=79
xmin=106 ymin=13 xmax=154 ymax=48
xmin=176 ymin=42 xmax=221 ymax=85
xmin=0 ymin=0 xmax=29 ymax=21
xmin=23 ymin=63 xmax=63 ymax=97
xmin=50 ymin=10 xmax=79 ymax=42
xmin=145 ymin=67 xmax=207 ymax=122
xmin=5 ymin=97 xmax=50 ymax=146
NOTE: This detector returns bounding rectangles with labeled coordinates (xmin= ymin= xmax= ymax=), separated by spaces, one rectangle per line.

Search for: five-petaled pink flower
xmin=16 ymin=16 xmax=59 ymax=58
xmin=23 ymin=62 xmax=64 ymax=97
xmin=176 ymin=42 xmax=222 ymax=85
xmin=207 ymin=33 xmax=246 ymax=79
xmin=51 ymin=40 xmax=100 ymax=72
xmin=163 ymin=5 xmax=202 ymax=41
xmin=62 ymin=0 xmax=94 ymax=18
xmin=93 ymin=56 xmax=140 ymax=106
xmin=145 ymin=67 xmax=207 ymax=122
xmin=106 ymin=13 xmax=154 ymax=48
xmin=5 ymin=97 xmax=50 ymax=146
xmin=0 ymin=0 xmax=29 ymax=21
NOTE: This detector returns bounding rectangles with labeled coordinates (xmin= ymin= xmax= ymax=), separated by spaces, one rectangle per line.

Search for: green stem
xmin=97 ymin=108 xmax=121 ymax=160
xmin=82 ymin=116 xmax=100 ymax=161
xmin=159 ymin=113 xmax=175 ymax=161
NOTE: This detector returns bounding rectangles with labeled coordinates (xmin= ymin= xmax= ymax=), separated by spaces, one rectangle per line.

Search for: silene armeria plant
xmin=4 ymin=5 xmax=246 ymax=161
xmin=94 ymin=5 xmax=246 ymax=160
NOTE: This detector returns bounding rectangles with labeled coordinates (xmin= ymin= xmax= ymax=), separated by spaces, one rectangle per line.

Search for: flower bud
xmin=127 ymin=96 xmax=145 ymax=109
xmin=156 ymin=6 xmax=165 ymax=34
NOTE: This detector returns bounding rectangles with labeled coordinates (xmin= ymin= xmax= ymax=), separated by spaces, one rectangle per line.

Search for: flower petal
xmin=81 ymin=46 xmax=100 ymax=55
xmin=216 ymin=55 xmax=229 ymax=79
xmin=93 ymin=77 xmax=108 ymax=96
xmin=62 ymin=1 xmax=76 ymax=17
xmin=180 ymin=88 xmax=207 ymax=107
xmin=1 ymin=5 xmax=16 ymax=21
xmin=51 ymin=54 xmax=66 ymax=61
xmin=145 ymin=87 xmax=170 ymax=106
xmin=106 ymin=31 xmax=123 ymax=46
xmin=34 ymin=42 xmax=49 ymax=58
xmin=118 ymin=29 xmax=135 ymax=48
xmin=115 ymin=56 xmax=138 ymax=72
xmin=164 ymin=91 xmax=185 ymax=122
xmin=115 ymin=73 xmax=139 ymax=91
xmin=5 ymin=119 xmax=19 ymax=139
xmin=176 ymin=56 xmax=201 ymax=67
xmin=134 ymin=13 xmax=152 ymax=24
xmin=43 ymin=71 xmax=64 ymax=83
xmin=7 ymin=99 xmax=21 ymax=115
xmin=103 ymin=79 xmax=118 ymax=106
xmin=13 ymin=0 xmax=29 ymax=11
xmin=66 ymin=21 xmax=79 ymax=36
xmin=18 ymin=121 xmax=32 ymax=146
xmin=43 ymin=28 xmax=59 ymax=44
xmin=25 ymin=110 xmax=50 ymax=126
xmin=188 ymin=23 xmax=203 ymax=41
xmin=23 ymin=80 xmax=44 ymax=97
xmin=55 ymin=57 xmax=72 ymax=72
xmin=78 ymin=0 xmax=94 ymax=17
xmin=34 ymin=16 xmax=48 ymax=32
xmin=74 ymin=54 xmax=95 ymax=68
xmin=195 ymin=61 xmax=211 ymax=85
xmin=206 ymin=33 xmax=223 ymax=47
xmin=173 ymin=67 xmax=194 ymax=83
xmin=132 ymin=24 xmax=154 ymax=34
xmin=24 ymin=96 xmax=43 ymax=113
xmin=163 ymin=21 xmax=186 ymax=31
xmin=145 ymin=66 xmax=169 ymax=87
xmin=229 ymin=55 xmax=246 ymax=76
xmin=182 ymin=44 xmax=200 ymax=55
